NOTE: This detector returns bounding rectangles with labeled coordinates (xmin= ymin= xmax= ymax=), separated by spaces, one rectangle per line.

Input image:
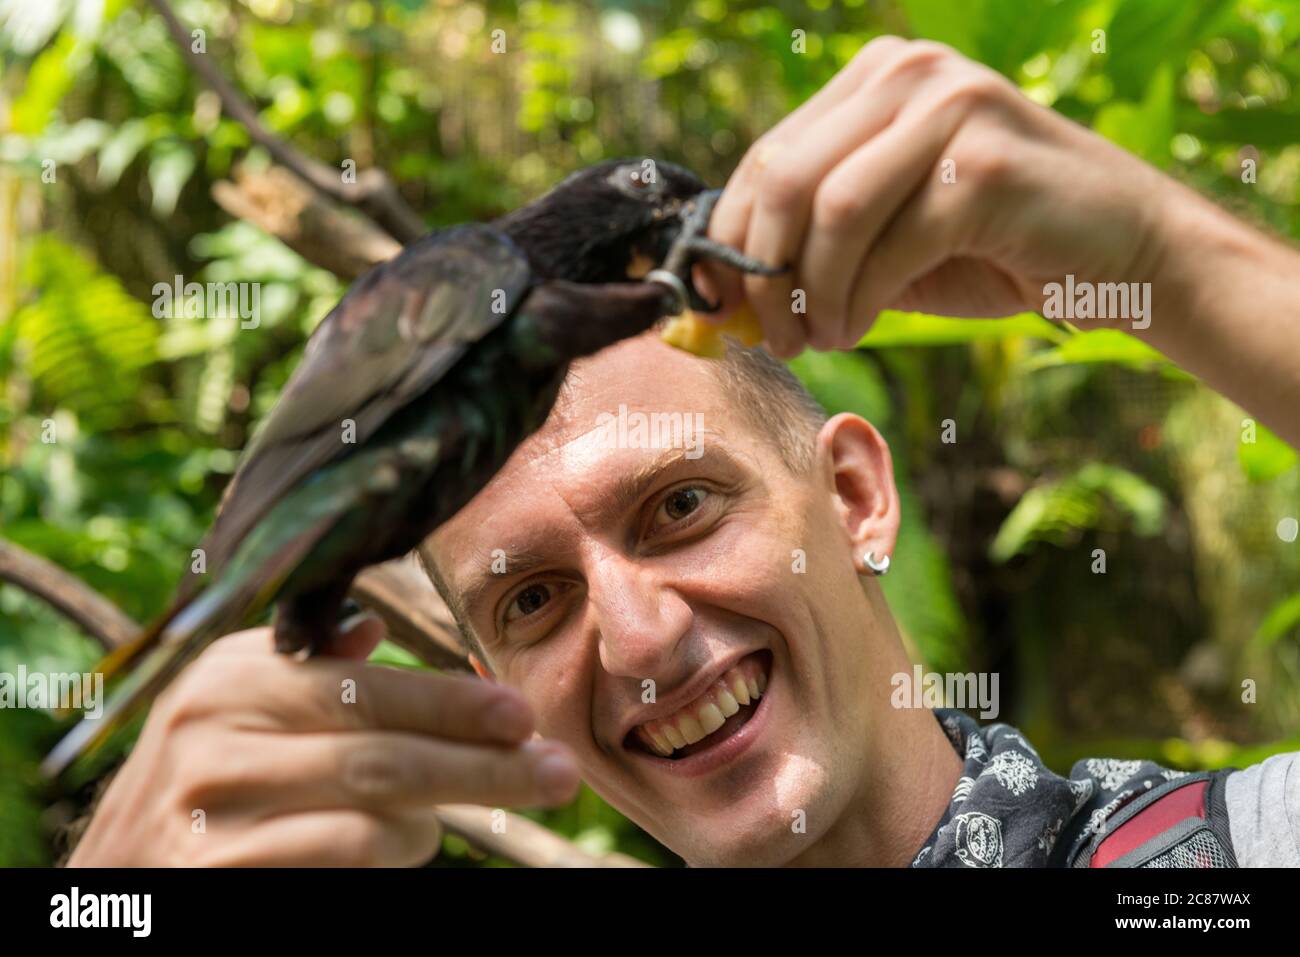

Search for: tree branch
xmin=436 ymin=805 xmax=648 ymax=868
xmin=148 ymin=0 xmax=426 ymax=244
xmin=349 ymin=557 xmax=471 ymax=671
xmin=212 ymin=165 xmax=401 ymax=280
xmin=0 ymin=541 xmax=137 ymax=648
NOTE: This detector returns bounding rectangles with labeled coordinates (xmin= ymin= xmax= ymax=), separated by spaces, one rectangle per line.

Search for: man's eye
xmin=653 ymin=486 xmax=708 ymax=528
xmin=505 ymin=583 xmax=554 ymax=622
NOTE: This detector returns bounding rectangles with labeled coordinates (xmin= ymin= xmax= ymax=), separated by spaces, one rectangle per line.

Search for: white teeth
xmin=717 ymin=689 xmax=740 ymax=718
xmin=678 ymin=714 xmax=706 ymax=745
xmin=647 ymin=728 xmax=674 ymax=756
xmin=698 ymin=703 xmax=725 ymax=735
xmin=636 ymin=658 xmax=770 ymax=757
xmin=732 ymin=677 xmax=751 ymax=707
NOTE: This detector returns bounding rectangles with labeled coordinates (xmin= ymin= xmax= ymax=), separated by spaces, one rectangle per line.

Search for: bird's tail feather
xmin=90 ymin=596 xmax=189 ymax=690
xmin=40 ymin=579 xmax=246 ymax=780
xmin=42 ymin=507 xmax=343 ymax=781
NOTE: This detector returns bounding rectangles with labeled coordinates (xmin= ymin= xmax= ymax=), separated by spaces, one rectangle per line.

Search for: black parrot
xmin=43 ymin=158 xmax=782 ymax=778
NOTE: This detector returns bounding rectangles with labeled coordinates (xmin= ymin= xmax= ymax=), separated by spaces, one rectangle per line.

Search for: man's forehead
xmin=431 ymin=334 xmax=736 ymax=542
xmin=556 ymin=332 xmax=723 ymax=414
xmin=511 ymin=333 xmax=731 ymax=469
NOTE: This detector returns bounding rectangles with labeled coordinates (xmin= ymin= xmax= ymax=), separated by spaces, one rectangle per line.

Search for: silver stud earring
xmin=862 ymin=550 xmax=891 ymax=576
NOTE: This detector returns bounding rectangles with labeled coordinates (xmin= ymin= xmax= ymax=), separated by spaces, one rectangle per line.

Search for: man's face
xmin=430 ymin=334 xmax=900 ymax=865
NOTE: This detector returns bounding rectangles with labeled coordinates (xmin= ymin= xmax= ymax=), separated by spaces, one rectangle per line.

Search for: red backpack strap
xmin=1072 ymin=770 xmax=1238 ymax=868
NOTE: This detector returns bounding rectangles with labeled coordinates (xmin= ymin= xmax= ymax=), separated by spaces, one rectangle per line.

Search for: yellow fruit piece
xmin=659 ymin=302 xmax=764 ymax=358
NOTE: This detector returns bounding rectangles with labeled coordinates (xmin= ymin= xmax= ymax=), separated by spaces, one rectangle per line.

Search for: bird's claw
xmin=651 ymin=188 xmax=786 ymax=314
xmin=645 ymin=269 xmax=690 ymax=316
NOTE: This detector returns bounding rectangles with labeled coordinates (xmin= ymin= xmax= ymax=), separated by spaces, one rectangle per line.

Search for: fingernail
xmin=532 ymin=746 xmax=579 ymax=802
xmin=485 ymin=696 xmax=532 ymax=740
xmin=339 ymin=611 xmax=382 ymax=636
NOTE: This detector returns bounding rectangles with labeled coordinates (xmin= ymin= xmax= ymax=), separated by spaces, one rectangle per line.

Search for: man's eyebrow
xmin=455 ymin=548 xmax=555 ymax=622
xmin=452 ymin=441 xmax=742 ymax=619
xmin=597 ymin=440 xmax=737 ymax=523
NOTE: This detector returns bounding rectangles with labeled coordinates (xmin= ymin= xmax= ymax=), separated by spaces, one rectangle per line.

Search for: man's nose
xmin=585 ymin=554 xmax=692 ymax=678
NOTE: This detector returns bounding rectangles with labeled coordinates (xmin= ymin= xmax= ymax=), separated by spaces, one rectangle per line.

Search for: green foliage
xmin=12 ymin=236 xmax=160 ymax=431
xmin=861 ymin=311 xmax=1067 ymax=348
xmin=1104 ymin=0 xmax=1231 ymax=101
xmin=0 ymin=707 xmax=50 ymax=866
xmin=990 ymin=462 xmax=1167 ymax=562
xmin=1254 ymin=592 xmax=1300 ymax=650
xmin=1238 ymin=420 xmax=1298 ymax=482
xmin=900 ymin=0 xmax=1092 ymax=77
xmin=1020 ymin=329 xmax=1183 ymax=375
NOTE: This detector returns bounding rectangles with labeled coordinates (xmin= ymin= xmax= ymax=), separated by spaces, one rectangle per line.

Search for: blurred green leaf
xmin=1255 ymin=592 xmax=1300 ymax=649
xmin=1105 ymin=0 xmax=1230 ymax=100
xmin=147 ymin=141 xmax=196 ymax=216
xmin=787 ymin=349 xmax=890 ymax=424
xmin=1021 ymin=328 xmax=1185 ymax=375
xmin=901 ymin=0 xmax=1088 ymax=75
xmin=1238 ymin=420 xmax=1298 ymax=482
xmin=96 ymin=117 xmax=152 ymax=187
xmin=1179 ymin=105 xmax=1300 ymax=149
xmin=10 ymin=32 xmax=83 ymax=133
xmin=991 ymin=462 xmax=1167 ymax=562
xmin=1093 ymin=63 xmax=1175 ymax=165
xmin=12 ymin=236 xmax=159 ymax=429
xmin=861 ymin=311 xmax=1068 ymax=348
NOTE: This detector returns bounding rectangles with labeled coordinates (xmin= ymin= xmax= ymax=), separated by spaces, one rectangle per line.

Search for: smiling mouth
xmin=625 ymin=651 xmax=772 ymax=761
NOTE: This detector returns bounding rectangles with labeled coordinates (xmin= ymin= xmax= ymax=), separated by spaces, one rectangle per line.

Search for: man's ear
xmin=815 ymin=413 xmax=901 ymax=571
xmin=469 ymin=652 xmax=493 ymax=680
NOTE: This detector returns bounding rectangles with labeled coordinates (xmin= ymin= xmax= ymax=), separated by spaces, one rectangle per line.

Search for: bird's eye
xmin=652 ymin=486 xmax=709 ymax=530
xmin=505 ymin=583 xmax=555 ymax=622
xmin=609 ymin=163 xmax=660 ymax=198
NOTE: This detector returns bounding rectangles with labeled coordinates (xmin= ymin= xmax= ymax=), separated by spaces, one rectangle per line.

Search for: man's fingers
xmin=167 ymin=641 xmax=536 ymax=745
xmin=844 ymin=179 xmax=959 ymax=333
xmin=795 ymin=67 xmax=958 ymax=345
xmin=710 ymin=33 xmax=913 ymax=242
xmin=705 ymin=137 xmax=788 ymax=308
xmin=206 ymin=807 xmax=443 ymax=867
xmin=255 ymin=662 xmax=537 ymax=744
xmin=202 ymin=626 xmax=277 ymax=657
xmin=704 ymin=35 xmax=912 ymax=311
xmin=212 ymin=733 xmax=579 ymax=813
xmin=742 ymin=60 xmax=939 ymax=352
xmin=345 ymin=667 xmax=536 ymax=743
xmin=802 ymin=93 xmax=969 ymax=347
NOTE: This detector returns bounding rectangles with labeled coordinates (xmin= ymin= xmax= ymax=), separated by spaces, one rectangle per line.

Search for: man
xmin=68 ymin=38 xmax=1298 ymax=867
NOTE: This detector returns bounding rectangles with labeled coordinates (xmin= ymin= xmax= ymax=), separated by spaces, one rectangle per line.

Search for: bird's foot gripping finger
xmin=649 ymin=189 xmax=787 ymax=313
xmin=681 ymin=237 xmax=786 ymax=278
xmin=650 ymin=187 xmax=784 ymax=357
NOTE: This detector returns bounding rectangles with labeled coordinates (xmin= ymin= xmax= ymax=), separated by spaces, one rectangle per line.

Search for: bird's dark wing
xmin=196 ymin=224 xmax=533 ymax=579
